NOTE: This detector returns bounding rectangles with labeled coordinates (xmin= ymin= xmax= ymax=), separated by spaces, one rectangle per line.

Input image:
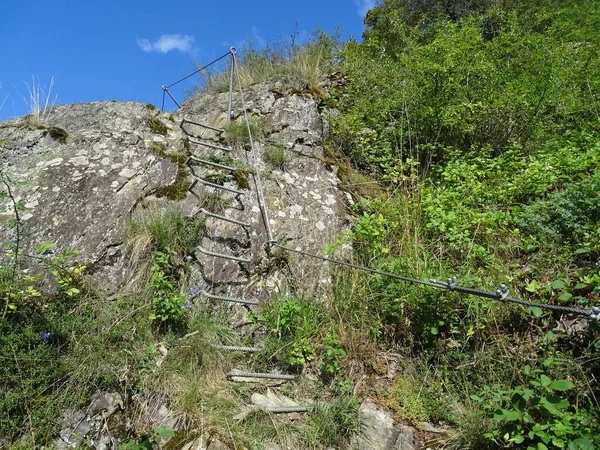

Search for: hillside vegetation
xmin=1 ymin=0 xmax=599 ymax=449
xmin=325 ymin=0 xmax=600 ymax=447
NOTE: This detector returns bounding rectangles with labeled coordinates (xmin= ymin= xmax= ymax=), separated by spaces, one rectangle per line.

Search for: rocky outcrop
xmin=350 ymin=400 xmax=418 ymax=450
xmin=0 ymin=79 xmax=351 ymax=297
xmin=0 ymin=102 xmax=181 ymax=290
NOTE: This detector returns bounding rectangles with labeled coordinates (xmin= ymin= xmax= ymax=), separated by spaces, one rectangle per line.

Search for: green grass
xmin=223 ymin=119 xmax=261 ymax=149
xmin=198 ymin=192 xmax=229 ymax=214
xmin=147 ymin=114 xmax=168 ymax=136
xmin=199 ymin=29 xmax=340 ymax=93
xmin=263 ymin=145 xmax=289 ymax=170
xmin=124 ymin=207 xmax=205 ymax=291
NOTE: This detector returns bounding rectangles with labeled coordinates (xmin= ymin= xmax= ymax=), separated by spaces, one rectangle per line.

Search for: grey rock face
xmin=0 ymin=79 xmax=350 ymax=298
xmin=0 ymin=102 xmax=179 ymax=290
xmin=54 ymin=391 xmax=123 ymax=449
xmin=180 ymin=79 xmax=351 ymax=301
xmin=349 ymin=400 xmax=417 ymax=450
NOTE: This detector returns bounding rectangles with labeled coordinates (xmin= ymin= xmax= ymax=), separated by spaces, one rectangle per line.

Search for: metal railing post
xmin=227 ymin=47 xmax=237 ymax=123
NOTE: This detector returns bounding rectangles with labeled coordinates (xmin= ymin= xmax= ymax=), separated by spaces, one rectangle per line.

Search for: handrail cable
xmin=173 ymin=46 xmax=599 ymax=322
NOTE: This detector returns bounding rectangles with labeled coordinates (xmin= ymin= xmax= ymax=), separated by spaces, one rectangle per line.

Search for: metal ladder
xmin=181 ymin=111 xmax=312 ymax=414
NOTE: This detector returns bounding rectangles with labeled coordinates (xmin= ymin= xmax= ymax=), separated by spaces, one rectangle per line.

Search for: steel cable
xmin=271 ymin=243 xmax=597 ymax=320
xmin=166 ymin=51 xmax=232 ymax=88
xmin=222 ymin=54 xmax=598 ymax=323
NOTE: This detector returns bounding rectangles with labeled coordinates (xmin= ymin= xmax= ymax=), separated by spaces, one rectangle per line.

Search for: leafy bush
xmin=473 ymin=360 xmax=599 ymax=449
xmin=334 ymin=1 xmax=600 ymax=177
xmin=518 ymin=174 xmax=600 ymax=245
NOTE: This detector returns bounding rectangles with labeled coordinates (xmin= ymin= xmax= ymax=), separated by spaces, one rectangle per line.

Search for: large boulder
xmin=0 ymin=79 xmax=351 ymax=299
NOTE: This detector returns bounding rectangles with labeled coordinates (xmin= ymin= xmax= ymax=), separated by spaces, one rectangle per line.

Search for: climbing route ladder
xmin=167 ymin=48 xmax=312 ymax=414
xmin=161 ymin=45 xmax=598 ymax=419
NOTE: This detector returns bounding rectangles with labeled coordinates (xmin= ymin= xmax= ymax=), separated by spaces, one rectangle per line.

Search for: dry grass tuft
xmin=23 ymin=75 xmax=57 ymax=126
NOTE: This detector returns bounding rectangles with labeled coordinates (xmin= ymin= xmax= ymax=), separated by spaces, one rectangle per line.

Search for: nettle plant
xmin=472 ymin=359 xmax=597 ymax=449
xmin=147 ymin=250 xmax=190 ymax=322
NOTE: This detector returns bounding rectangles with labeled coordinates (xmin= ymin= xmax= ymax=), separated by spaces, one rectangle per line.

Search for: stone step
xmin=198 ymin=289 xmax=259 ymax=305
xmin=187 ymin=136 xmax=231 ymax=152
xmin=199 ymin=208 xmax=250 ymax=227
xmin=196 ymin=246 xmax=251 ymax=263
xmin=227 ymin=370 xmax=296 ymax=381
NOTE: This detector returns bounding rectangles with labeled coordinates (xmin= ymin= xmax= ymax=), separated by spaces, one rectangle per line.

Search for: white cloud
xmin=137 ymin=34 xmax=196 ymax=54
xmin=355 ymin=0 xmax=377 ymax=17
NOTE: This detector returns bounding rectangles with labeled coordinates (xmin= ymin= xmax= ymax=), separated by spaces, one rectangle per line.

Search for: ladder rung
xmin=200 ymin=208 xmax=250 ymax=227
xmin=187 ymin=137 xmax=231 ymax=152
xmin=262 ymin=406 xmax=311 ymax=413
xmin=196 ymin=246 xmax=251 ymax=263
xmin=198 ymin=289 xmax=259 ymax=305
xmin=227 ymin=371 xmax=295 ymax=380
xmin=212 ymin=345 xmax=263 ymax=352
xmin=182 ymin=118 xmax=224 ymax=133
xmin=192 ymin=176 xmax=244 ymax=195
xmin=188 ymin=156 xmax=238 ymax=171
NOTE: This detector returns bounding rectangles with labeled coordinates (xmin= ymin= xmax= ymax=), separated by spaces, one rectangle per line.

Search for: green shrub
xmin=263 ymin=145 xmax=289 ymax=170
xmin=518 ymin=174 xmax=600 ymax=245
xmin=473 ymin=360 xmax=599 ymax=449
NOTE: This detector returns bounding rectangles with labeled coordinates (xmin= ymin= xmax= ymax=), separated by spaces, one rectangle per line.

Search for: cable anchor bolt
xmin=447 ymin=276 xmax=458 ymax=290
xmin=496 ymin=284 xmax=509 ymax=300
xmin=590 ymin=306 xmax=600 ymax=321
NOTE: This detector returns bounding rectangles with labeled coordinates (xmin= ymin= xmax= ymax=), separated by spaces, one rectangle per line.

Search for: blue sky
xmin=0 ymin=0 xmax=375 ymax=120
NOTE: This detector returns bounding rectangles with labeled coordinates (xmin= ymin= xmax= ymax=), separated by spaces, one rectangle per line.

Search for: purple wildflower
xmin=190 ymin=285 xmax=201 ymax=296
xmin=181 ymin=303 xmax=192 ymax=310
xmin=41 ymin=332 xmax=51 ymax=339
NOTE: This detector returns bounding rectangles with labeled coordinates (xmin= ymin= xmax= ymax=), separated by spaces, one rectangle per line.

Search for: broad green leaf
xmin=570 ymin=437 xmax=595 ymax=450
xmin=548 ymin=380 xmax=574 ymax=391
xmin=551 ymin=279 xmax=566 ymax=289
xmin=502 ymin=409 xmax=522 ymax=421
xmin=558 ymin=293 xmax=573 ymax=302
xmin=154 ymin=427 xmax=175 ymax=438
xmin=526 ymin=280 xmax=540 ymax=292
xmin=512 ymin=435 xmax=525 ymax=444
xmin=511 ymin=393 xmax=526 ymax=411
xmin=540 ymin=374 xmax=551 ymax=388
